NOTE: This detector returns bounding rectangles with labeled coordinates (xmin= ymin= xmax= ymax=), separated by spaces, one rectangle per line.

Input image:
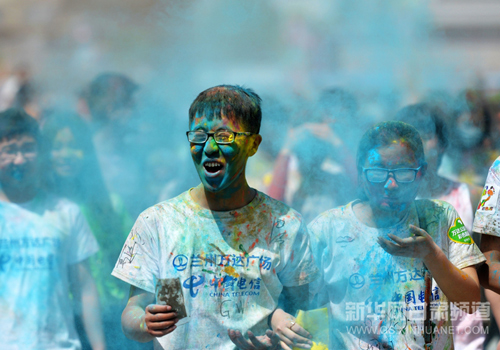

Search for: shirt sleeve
xmin=277 ymin=214 xmax=319 ymax=288
xmin=66 ymin=203 xmax=99 ymax=265
xmin=473 ymin=157 xmax=500 ymax=237
xmin=307 ymin=217 xmax=328 ymax=306
xmin=111 ymin=212 xmax=160 ymax=293
xmin=445 ymin=205 xmax=486 ymax=270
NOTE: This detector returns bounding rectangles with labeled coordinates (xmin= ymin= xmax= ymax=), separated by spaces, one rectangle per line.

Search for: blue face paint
xmin=362 ymin=142 xmax=421 ymax=214
xmin=0 ymin=135 xmax=39 ymax=189
xmin=189 ymin=114 xmax=255 ymax=194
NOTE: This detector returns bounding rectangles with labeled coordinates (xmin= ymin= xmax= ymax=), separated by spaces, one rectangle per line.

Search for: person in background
xmin=79 ymin=72 xmax=148 ymax=217
xmin=445 ymin=90 xmax=493 ymax=188
xmin=0 ymin=108 xmax=105 ymax=350
xmin=41 ymin=110 xmax=142 ymax=349
xmin=396 ymin=103 xmax=487 ymax=350
xmin=308 ymin=121 xmax=484 ymax=349
xmin=0 ymin=64 xmax=38 ymax=117
xmin=112 ymin=85 xmax=318 ymax=350
xmin=267 ymin=88 xmax=359 ymax=223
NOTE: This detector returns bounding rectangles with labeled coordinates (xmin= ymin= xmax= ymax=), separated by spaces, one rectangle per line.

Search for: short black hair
xmin=83 ymin=72 xmax=138 ymax=122
xmin=189 ymin=85 xmax=262 ymax=134
xmin=0 ymin=108 xmax=40 ymax=142
xmin=395 ymin=103 xmax=448 ymax=150
xmin=356 ymin=121 xmax=426 ymax=174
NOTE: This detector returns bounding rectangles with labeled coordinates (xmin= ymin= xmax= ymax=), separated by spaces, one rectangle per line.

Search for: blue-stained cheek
xmin=191 ymin=145 xmax=204 ymax=156
xmin=218 ymin=145 xmax=238 ymax=160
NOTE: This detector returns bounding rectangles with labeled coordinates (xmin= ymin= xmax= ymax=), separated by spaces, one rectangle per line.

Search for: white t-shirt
xmin=112 ymin=190 xmax=319 ymax=350
xmin=0 ymin=193 xmax=99 ymax=350
xmin=308 ymin=199 xmax=485 ymax=350
xmin=473 ymin=157 xmax=500 ymax=236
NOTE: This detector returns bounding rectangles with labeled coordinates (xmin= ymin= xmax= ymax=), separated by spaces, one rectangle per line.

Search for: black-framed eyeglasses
xmin=363 ymin=166 xmax=422 ymax=183
xmin=186 ymin=130 xmax=255 ymax=144
xmin=0 ymin=144 xmax=37 ymax=160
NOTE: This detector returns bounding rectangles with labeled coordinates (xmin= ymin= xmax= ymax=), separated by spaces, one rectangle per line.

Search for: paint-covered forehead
xmin=365 ymin=140 xmax=419 ymax=168
xmin=189 ymin=111 xmax=246 ymax=132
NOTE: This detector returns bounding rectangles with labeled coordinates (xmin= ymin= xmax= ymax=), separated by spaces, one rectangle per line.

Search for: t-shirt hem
xmin=473 ymin=227 xmax=500 ymax=237
xmin=111 ymin=270 xmax=155 ymax=294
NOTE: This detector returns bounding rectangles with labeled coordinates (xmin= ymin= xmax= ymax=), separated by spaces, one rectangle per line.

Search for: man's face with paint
xmin=0 ymin=134 xmax=39 ymax=189
xmin=361 ymin=141 xmax=424 ymax=214
xmin=189 ymin=113 xmax=260 ymax=193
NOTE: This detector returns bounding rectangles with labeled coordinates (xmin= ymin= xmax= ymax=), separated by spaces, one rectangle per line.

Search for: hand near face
xmin=228 ymin=329 xmax=281 ymax=350
xmin=143 ymin=304 xmax=178 ymax=337
xmin=377 ymin=224 xmax=436 ymax=260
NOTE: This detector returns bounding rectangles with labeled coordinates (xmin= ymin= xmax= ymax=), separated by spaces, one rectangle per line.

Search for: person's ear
xmin=248 ymin=134 xmax=262 ymax=157
xmin=419 ymin=162 xmax=428 ymax=178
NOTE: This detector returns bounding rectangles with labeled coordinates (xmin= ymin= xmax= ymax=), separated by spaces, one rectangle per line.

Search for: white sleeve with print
xmin=473 ymin=157 xmax=500 ymax=237
xmin=277 ymin=219 xmax=319 ymax=288
xmin=112 ymin=211 xmax=160 ymax=293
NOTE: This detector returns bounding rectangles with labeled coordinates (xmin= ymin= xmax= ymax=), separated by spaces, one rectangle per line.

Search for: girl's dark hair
xmin=189 ymin=85 xmax=262 ymax=134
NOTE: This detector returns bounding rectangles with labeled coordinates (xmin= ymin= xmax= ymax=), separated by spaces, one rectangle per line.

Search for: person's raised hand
xmin=377 ymin=224 xmax=436 ymax=260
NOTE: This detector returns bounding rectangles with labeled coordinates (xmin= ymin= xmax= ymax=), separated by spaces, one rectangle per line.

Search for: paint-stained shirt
xmin=473 ymin=157 xmax=500 ymax=236
xmin=0 ymin=194 xmax=99 ymax=350
xmin=112 ymin=189 xmax=318 ymax=350
xmin=308 ymin=199 xmax=485 ymax=350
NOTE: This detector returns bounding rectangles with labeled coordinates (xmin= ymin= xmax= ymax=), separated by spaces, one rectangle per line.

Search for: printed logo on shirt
xmin=477 ymin=184 xmax=498 ymax=214
xmin=448 ymin=218 xmax=473 ymax=244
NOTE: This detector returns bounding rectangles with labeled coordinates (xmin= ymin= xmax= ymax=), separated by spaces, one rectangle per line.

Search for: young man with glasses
xmin=113 ymin=85 xmax=318 ymax=350
xmin=0 ymin=108 xmax=105 ymax=350
xmin=307 ymin=121 xmax=484 ymax=349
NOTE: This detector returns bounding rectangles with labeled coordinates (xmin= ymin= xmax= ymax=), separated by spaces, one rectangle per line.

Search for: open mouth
xmin=204 ymin=161 xmax=224 ymax=174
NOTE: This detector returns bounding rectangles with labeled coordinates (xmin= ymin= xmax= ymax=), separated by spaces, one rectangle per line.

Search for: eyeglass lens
xmin=188 ymin=131 xmax=235 ymax=144
xmin=0 ymin=144 xmax=37 ymax=159
xmin=366 ymin=169 xmax=417 ymax=183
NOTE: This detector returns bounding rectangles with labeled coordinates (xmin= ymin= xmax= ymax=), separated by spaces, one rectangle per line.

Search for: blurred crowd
xmin=1 ymin=66 xmax=500 ymax=350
